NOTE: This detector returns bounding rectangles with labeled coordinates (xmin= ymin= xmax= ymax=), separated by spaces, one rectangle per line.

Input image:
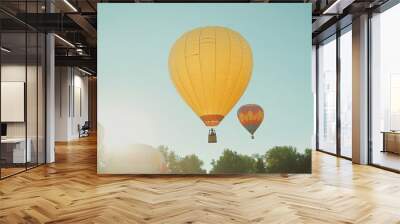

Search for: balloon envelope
xmin=169 ymin=26 xmax=253 ymax=127
xmin=237 ymin=104 xmax=264 ymax=138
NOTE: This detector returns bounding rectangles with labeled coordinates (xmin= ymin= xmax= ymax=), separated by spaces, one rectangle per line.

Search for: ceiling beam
xmin=67 ymin=13 xmax=97 ymax=46
xmin=323 ymin=0 xmax=356 ymax=14
xmin=55 ymin=55 xmax=96 ymax=71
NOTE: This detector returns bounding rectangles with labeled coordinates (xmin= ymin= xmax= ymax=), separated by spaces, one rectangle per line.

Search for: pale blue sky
xmin=98 ymin=4 xmax=312 ymax=172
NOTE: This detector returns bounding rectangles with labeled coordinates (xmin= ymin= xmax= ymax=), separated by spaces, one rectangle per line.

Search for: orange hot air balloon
xmin=237 ymin=104 xmax=264 ymax=139
xmin=169 ymin=26 xmax=253 ymax=143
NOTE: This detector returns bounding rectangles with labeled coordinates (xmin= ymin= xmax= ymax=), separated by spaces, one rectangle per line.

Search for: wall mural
xmin=98 ymin=4 xmax=312 ymax=174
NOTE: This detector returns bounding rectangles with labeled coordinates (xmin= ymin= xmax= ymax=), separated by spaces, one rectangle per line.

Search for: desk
xmin=382 ymin=131 xmax=400 ymax=154
xmin=1 ymin=138 xmax=31 ymax=163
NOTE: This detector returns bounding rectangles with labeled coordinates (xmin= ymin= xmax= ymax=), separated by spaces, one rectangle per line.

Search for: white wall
xmin=1 ymin=65 xmax=41 ymax=137
xmin=55 ymin=67 xmax=89 ymax=141
xmin=72 ymin=73 xmax=89 ymax=138
xmin=1 ymin=65 xmax=29 ymax=143
xmin=55 ymin=67 xmax=69 ymax=141
xmin=1 ymin=64 xmax=46 ymax=163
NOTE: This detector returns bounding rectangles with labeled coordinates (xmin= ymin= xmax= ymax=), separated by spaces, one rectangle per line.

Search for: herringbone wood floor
xmin=1 ymin=135 xmax=400 ymax=224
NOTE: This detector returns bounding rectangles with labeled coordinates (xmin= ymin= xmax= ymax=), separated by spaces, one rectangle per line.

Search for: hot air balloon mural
xmin=169 ymin=26 xmax=253 ymax=143
xmin=237 ymin=104 xmax=264 ymax=139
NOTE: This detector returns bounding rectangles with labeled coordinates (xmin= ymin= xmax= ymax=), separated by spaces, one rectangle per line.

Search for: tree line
xmin=158 ymin=146 xmax=311 ymax=174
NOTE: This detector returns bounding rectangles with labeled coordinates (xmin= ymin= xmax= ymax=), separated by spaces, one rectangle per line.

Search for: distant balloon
xmin=169 ymin=26 xmax=253 ymax=143
xmin=237 ymin=104 xmax=264 ymax=139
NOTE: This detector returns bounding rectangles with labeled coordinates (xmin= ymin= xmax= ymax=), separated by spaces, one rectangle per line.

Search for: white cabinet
xmin=1 ymin=138 xmax=32 ymax=163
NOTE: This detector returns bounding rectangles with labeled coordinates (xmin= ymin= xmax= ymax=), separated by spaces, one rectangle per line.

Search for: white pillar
xmin=55 ymin=67 xmax=78 ymax=141
xmin=352 ymin=14 xmax=369 ymax=164
xmin=46 ymin=32 xmax=55 ymax=163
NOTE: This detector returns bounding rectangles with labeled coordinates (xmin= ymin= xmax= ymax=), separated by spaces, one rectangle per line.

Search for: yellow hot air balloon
xmin=168 ymin=26 xmax=253 ymax=143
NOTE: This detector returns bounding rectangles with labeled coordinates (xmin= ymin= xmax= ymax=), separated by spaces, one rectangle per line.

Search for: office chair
xmin=79 ymin=121 xmax=90 ymax=138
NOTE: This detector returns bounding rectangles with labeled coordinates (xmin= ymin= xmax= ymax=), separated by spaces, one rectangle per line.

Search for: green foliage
xmin=179 ymin=155 xmax=206 ymax=174
xmin=158 ymin=145 xmax=206 ymax=174
xmin=264 ymin=146 xmax=311 ymax=173
xmin=159 ymin=145 xmax=311 ymax=174
xmin=298 ymin=149 xmax=312 ymax=173
xmin=210 ymin=149 xmax=257 ymax=174
xmin=254 ymin=155 xmax=267 ymax=173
